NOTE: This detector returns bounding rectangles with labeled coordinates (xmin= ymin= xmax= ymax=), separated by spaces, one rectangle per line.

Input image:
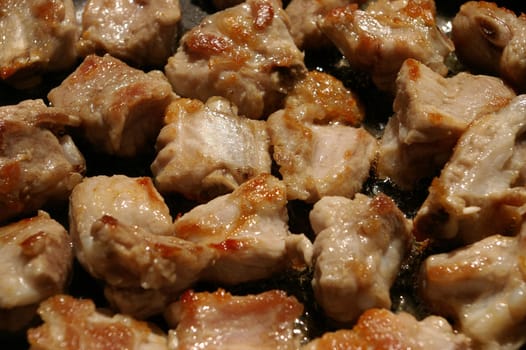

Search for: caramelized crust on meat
xmin=0 ymin=0 xmax=79 ymax=88
xmin=0 ymin=99 xmax=85 ymax=224
xmin=27 ymin=295 xmax=173 ymax=350
xmin=48 ymin=54 xmax=175 ymax=156
xmin=302 ymin=308 xmax=472 ymax=349
xmin=0 ymin=211 xmax=73 ymax=331
xmin=78 ymin=0 xmax=181 ymax=67
xmin=164 ymin=0 xmax=307 ymax=119
xmin=165 ymin=288 xmax=304 ymax=350
xmin=318 ymin=0 xmax=453 ymax=92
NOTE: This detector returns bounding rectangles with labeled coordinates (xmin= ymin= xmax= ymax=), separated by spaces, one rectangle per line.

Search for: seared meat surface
xmin=78 ymin=0 xmax=181 ymax=67
xmin=48 ymin=54 xmax=175 ymax=157
xmin=151 ymin=97 xmax=272 ymax=202
xmin=0 ymin=0 xmax=79 ymax=88
xmin=0 ymin=99 xmax=85 ymax=224
xmin=420 ymin=226 xmax=526 ymax=349
xmin=309 ymin=194 xmax=412 ymax=323
xmin=164 ymin=289 xmax=304 ymax=350
xmin=377 ymin=58 xmax=515 ymax=189
xmin=302 ymin=308 xmax=472 ymax=349
xmin=173 ymin=173 xmax=312 ymax=285
xmin=0 ymin=212 xmax=73 ymax=332
xmin=27 ymin=295 xmax=173 ymax=350
xmin=414 ymin=95 xmax=526 ymax=244
xmin=452 ymin=1 xmax=526 ymax=91
xmin=164 ymin=0 xmax=307 ymax=119
xmin=268 ymin=71 xmax=375 ymax=202
xmin=318 ymin=0 xmax=453 ymax=92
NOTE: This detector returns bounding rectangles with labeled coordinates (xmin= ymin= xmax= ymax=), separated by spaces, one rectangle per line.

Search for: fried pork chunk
xmin=0 ymin=99 xmax=85 ymax=224
xmin=285 ymin=0 xmax=364 ymax=49
xmin=268 ymin=71 xmax=375 ymax=203
xmin=151 ymin=97 xmax=272 ymax=202
xmin=414 ymin=95 xmax=526 ymax=244
xmin=78 ymin=0 xmax=181 ymax=67
xmin=318 ymin=0 xmax=453 ymax=92
xmin=164 ymin=0 xmax=307 ymax=119
xmin=452 ymin=1 xmax=526 ymax=91
xmin=164 ymin=289 xmax=304 ymax=350
xmin=69 ymin=175 xmax=210 ymax=294
xmin=0 ymin=0 xmax=79 ymax=88
xmin=419 ymin=225 xmax=526 ymax=349
xmin=174 ymin=173 xmax=313 ymax=285
xmin=309 ymin=194 xmax=412 ymax=324
xmin=302 ymin=308 xmax=472 ymax=350
xmin=48 ymin=54 xmax=175 ymax=157
xmin=0 ymin=212 xmax=72 ymax=332
xmin=378 ymin=58 xmax=515 ymax=189
xmin=27 ymin=295 xmax=175 ymax=350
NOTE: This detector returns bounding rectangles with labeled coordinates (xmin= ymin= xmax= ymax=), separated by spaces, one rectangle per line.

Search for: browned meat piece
xmin=452 ymin=1 xmax=526 ymax=91
xmin=0 ymin=99 xmax=85 ymax=224
xmin=27 ymin=295 xmax=173 ymax=350
xmin=267 ymin=71 xmax=374 ymax=202
xmin=151 ymin=97 xmax=272 ymax=202
xmin=377 ymin=58 xmax=515 ymax=189
xmin=173 ymin=173 xmax=313 ymax=285
xmin=0 ymin=0 xmax=79 ymax=88
xmin=285 ymin=0 xmax=364 ymax=49
xmin=164 ymin=289 xmax=304 ymax=350
xmin=0 ymin=212 xmax=73 ymax=332
xmin=318 ymin=0 xmax=453 ymax=92
xmin=78 ymin=0 xmax=181 ymax=67
xmin=419 ymin=225 xmax=526 ymax=348
xmin=48 ymin=54 xmax=175 ymax=157
xmin=302 ymin=308 xmax=472 ymax=350
xmin=414 ymin=95 xmax=526 ymax=244
xmin=308 ymin=193 xmax=412 ymax=324
xmin=164 ymin=0 xmax=307 ymax=119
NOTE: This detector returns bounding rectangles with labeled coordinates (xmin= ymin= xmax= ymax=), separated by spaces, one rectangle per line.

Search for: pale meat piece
xmin=285 ymin=0 xmax=365 ymax=49
xmin=164 ymin=0 xmax=307 ymax=119
xmin=78 ymin=0 xmax=181 ymax=67
xmin=452 ymin=1 xmax=526 ymax=91
xmin=48 ymin=54 xmax=175 ymax=157
xmin=302 ymin=308 xmax=472 ymax=350
xmin=151 ymin=97 xmax=272 ymax=202
xmin=377 ymin=58 xmax=515 ymax=189
xmin=69 ymin=175 xmax=214 ymax=318
xmin=268 ymin=71 xmax=374 ymax=203
xmin=0 ymin=211 xmax=73 ymax=332
xmin=164 ymin=288 xmax=304 ymax=350
xmin=419 ymin=225 xmax=526 ymax=349
xmin=414 ymin=95 xmax=526 ymax=244
xmin=308 ymin=193 xmax=412 ymax=324
xmin=0 ymin=0 xmax=79 ymax=88
xmin=27 ymin=295 xmax=175 ymax=350
xmin=0 ymin=99 xmax=85 ymax=224
xmin=174 ymin=173 xmax=313 ymax=285
xmin=318 ymin=0 xmax=454 ymax=92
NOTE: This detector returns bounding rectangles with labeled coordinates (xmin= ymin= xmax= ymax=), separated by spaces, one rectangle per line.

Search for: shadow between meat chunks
xmin=308 ymin=193 xmax=412 ymax=324
xmin=318 ymin=0 xmax=453 ymax=92
xmin=77 ymin=0 xmax=181 ymax=67
xmin=151 ymin=96 xmax=272 ymax=202
xmin=0 ymin=99 xmax=85 ymax=224
xmin=377 ymin=58 xmax=515 ymax=190
xmin=419 ymin=221 xmax=526 ymax=349
xmin=452 ymin=1 xmax=526 ymax=92
xmin=0 ymin=212 xmax=73 ymax=332
xmin=48 ymin=54 xmax=176 ymax=157
xmin=0 ymin=0 xmax=79 ymax=89
xmin=164 ymin=0 xmax=307 ymax=119
xmin=414 ymin=95 xmax=526 ymax=244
